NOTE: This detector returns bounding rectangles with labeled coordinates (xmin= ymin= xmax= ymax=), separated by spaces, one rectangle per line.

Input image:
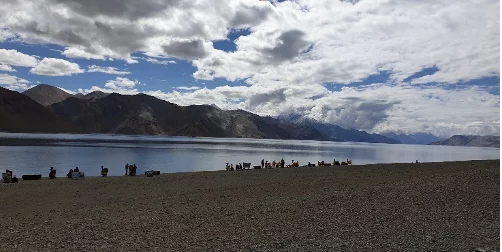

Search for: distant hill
xmin=276 ymin=115 xmax=400 ymax=144
xmin=0 ymin=87 xmax=77 ymax=133
xmin=382 ymin=132 xmax=443 ymax=145
xmin=429 ymin=135 xmax=499 ymax=148
xmin=22 ymin=84 xmax=74 ymax=106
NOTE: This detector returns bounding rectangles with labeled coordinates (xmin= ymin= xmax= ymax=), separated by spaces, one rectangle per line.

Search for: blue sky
xmin=0 ymin=0 xmax=499 ymax=137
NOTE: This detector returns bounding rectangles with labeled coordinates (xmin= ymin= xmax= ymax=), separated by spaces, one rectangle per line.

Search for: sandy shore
xmin=0 ymin=160 xmax=499 ymax=251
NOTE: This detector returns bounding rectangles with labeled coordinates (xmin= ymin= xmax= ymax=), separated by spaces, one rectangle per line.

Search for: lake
xmin=0 ymin=133 xmax=499 ymax=177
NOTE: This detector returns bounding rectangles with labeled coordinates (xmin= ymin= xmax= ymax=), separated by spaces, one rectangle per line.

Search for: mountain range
xmin=381 ymin=132 xmax=443 ymax=145
xmin=1 ymin=84 xmax=497 ymax=147
xmin=430 ymin=135 xmax=499 ymax=148
xmin=0 ymin=85 xmax=330 ymax=140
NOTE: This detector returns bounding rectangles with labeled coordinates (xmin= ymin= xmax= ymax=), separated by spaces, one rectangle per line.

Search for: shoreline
xmin=4 ymin=159 xmax=499 ymax=179
xmin=0 ymin=159 xmax=499 ymax=251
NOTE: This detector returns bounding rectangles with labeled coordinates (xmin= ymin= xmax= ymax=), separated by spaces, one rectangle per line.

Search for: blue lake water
xmin=0 ymin=133 xmax=499 ymax=177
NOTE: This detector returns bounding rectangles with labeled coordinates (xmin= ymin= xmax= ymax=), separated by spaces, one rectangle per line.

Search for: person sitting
xmin=230 ymin=164 xmax=234 ymax=171
xmin=67 ymin=169 xmax=73 ymax=178
xmin=49 ymin=167 xmax=56 ymax=179
xmin=74 ymin=167 xmax=80 ymax=173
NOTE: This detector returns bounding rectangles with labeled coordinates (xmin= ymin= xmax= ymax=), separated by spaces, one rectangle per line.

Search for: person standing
xmin=125 ymin=163 xmax=129 ymax=176
xmin=261 ymin=159 xmax=265 ymax=168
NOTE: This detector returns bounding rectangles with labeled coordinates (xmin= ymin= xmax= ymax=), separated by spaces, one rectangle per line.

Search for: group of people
xmin=225 ymin=163 xmax=243 ymax=171
xmin=125 ymin=163 xmax=137 ymax=176
xmin=314 ymin=159 xmax=352 ymax=166
xmin=225 ymin=158 xmax=354 ymax=171
xmin=65 ymin=167 xmax=85 ymax=178
xmin=261 ymin=158 xmax=287 ymax=168
xmin=2 ymin=169 xmax=18 ymax=183
xmin=4 ymin=164 xmax=139 ymax=181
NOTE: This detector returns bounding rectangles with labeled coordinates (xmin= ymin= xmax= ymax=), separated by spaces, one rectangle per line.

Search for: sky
xmin=0 ymin=0 xmax=499 ymax=137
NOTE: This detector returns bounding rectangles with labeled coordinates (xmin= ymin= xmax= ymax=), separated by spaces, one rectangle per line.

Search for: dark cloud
xmin=230 ymin=3 xmax=272 ymax=28
xmin=248 ymin=89 xmax=286 ymax=108
xmin=56 ymin=29 xmax=89 ymax=46
xmin=93 ymin=21 xmax=147 ymax=55
xmin=50 ymin=0 xmax=182 ymax=20
xmin=262 ymin=30 xmax=312 ymax=63
xmin=162 ymin=40 xmax=208 ymax=60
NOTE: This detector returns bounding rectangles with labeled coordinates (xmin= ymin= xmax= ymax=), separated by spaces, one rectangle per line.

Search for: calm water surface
xmin=0 ymin=133 xmax=499 ymax=177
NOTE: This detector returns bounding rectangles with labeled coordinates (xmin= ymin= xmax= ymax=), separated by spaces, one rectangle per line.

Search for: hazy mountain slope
xmin=276 ymin=115 xmax=400 ymax=144
xmin=22 ymin=84 xmax=74 ymax=106
xmin=382 ymin=132 xmax=442 ymax=145
xmin=310 ymin=123 xmax=401 ymax=144
xmin=0 ymin=87 xmax=77 ymax=133
xmin=430 ymin=135 xmax=499 ymax=148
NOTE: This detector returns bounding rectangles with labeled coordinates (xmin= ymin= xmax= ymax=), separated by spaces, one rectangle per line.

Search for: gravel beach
xmin=0 ymin=160 xmax=499 ymax=251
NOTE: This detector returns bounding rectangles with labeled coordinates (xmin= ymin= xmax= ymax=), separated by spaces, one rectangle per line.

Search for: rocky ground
xmin=0 ymin=160 xmax=499 ymax=251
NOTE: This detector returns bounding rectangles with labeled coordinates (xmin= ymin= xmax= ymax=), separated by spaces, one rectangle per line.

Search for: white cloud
xmin=0 ymin=64 xmax=15 ymax=72
xmin=87 ymin=65 xmax=130 ymax=75
xmin=81 ymin=77 xmax=141 ymax=94
xmin=0 ymin=73 xmax=32 ymax=90
xmin=144 ymin=57 xmax=176 ymax=65
xmin=0 ymin=49 xmax=39 ymax=67
xmin=30 ymin=58 xmax=84 ymax=76
xmin=175 ymin=86 xmax=201 ymax=91
xmin=104 ymin=77 xmax=140 ymax=89
xmin=84 ymin=85 xmax=138 ymax=95
xmin=62 ymin=47 xmax=106 ymax=60
xmin=192 ymin=0 xmax=500 ymax=86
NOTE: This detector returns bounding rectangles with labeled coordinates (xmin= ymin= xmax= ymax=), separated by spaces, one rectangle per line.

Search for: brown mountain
xmin=48 ymin=93 xmax=328 ymax=140
xmin=0 ymin=87 xmax=77 ymax=133
xmin=22 ymin=84 xmax=74 ymax=106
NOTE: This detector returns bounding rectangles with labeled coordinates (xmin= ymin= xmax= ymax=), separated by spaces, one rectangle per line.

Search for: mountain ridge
xmin=429 ymin=135 xmax=499 ymax=148
xmin=23 ymin=85 xmax=110 ymax=106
